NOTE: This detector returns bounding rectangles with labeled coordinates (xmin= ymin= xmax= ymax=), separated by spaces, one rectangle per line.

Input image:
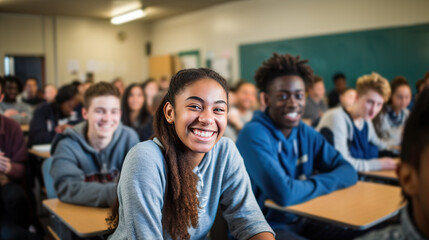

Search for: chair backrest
xmin=42 ymin=157 xmax=57 ymax=199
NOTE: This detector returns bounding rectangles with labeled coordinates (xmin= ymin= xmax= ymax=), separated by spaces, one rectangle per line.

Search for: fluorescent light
xmin=111 ymin=9 xmax=145 ymax=25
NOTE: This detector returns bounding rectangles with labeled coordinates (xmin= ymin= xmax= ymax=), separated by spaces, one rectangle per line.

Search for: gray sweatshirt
xmin=316 ymin=106 xmax=389 ymax=171
xmin=109 ymin=137 xmax=274 ymax=240
xmin=50 ymin=121 xmax=139 ymax=207
xmin=0 ymin=101 xmax=33 ymax=124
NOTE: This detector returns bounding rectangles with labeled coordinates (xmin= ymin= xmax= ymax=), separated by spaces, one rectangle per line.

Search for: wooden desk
xmin=43 ymin=199 xmax=111 ymax=239
xmin=265 ymin=181 xmax=404 ymax=230
xmin=29 ymin=148 xmax=51 ymax=159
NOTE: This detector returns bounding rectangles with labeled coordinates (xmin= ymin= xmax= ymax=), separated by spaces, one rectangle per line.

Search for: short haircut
xmin=25 ymin=77 xmax=38 ymax=84
xmin=254 ymin=53 xmax=313 ymax=93
xmin=55 ymin=84 xmax=78 ymax=105
xmin=83 ymin=82 xmax=120 ymax=109
xmin=4 ymin=76 xmax=23 ymax=93
xmin=234 ymin=80 xmax=254 ymax=92
xmin=401 ymin=87 xmax=429 ymax=171
xmin=356 ymin=72 xmax=391 ymax=102
xmin=333 ymin=72 xmax=346 ymax=83
xmin=339 ymin=87 xmax=356 ymax=96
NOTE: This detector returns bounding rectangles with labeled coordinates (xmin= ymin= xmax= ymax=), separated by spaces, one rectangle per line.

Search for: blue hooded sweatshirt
xmin=236 ymin=110 xmax=357 ymax=231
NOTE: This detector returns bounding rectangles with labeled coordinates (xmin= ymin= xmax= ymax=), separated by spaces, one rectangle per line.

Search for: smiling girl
xmin=108 ymin=68 xmax=274 ymax=240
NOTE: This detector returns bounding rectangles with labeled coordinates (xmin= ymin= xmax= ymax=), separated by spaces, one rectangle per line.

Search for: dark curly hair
xmin=3 ymin=76 xmax=23 ymax=93
xmin=254 ymin=53 xmax=313 ymax=93
xmin=108 ymin=68 xmax=228 ymax=240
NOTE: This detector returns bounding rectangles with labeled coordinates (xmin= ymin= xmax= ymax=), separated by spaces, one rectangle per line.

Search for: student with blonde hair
xmin=317 ymin=72 xmax=396 ymax=171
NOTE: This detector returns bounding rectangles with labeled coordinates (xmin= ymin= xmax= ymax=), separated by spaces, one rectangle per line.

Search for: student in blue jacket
xmin=236 ymin=53 xmax=358 ymax=239
xmin=108 ymin=68 xmax=274 ymax=240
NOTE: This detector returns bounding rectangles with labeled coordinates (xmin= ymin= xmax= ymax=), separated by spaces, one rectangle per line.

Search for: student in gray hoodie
xmin=50 ymin=82 xmax=139 ymax=207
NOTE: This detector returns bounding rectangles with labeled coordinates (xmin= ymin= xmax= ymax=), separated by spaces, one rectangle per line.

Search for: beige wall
xmin=0 ymin=13 xmax=149 ymax=86
xmin=148 ymin=0 xmax=429 ymax=81
xmin=2 ymin=0 xmax=429 ymax=85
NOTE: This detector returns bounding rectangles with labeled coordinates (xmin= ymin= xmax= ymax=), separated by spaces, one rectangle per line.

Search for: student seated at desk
xmin=121 ymin=83 xmax=153 ymax=141
xmin=223 ymin=80 xmax=257 ymax=142
xmin=373 ymin=76 xmax=411 ymax=147
xmin=50 ymin=82 xmax=139 ymax=207
xmin=108 ymin=69 xmax=275 ymax=240
xmin=0 ymin=77 xmax=40 ymax=240
xmin=359 ymin=88 xmax=429 ymax=240
xmin=28 ymin=84 xmax=82 ymax=147
xmin=317 ymin=73 xmax=397 ymax=172
xmin=236 ymin=53 xmax=357 ymax=239
xmin=0 ymin=76 xmax=33 ymax=124
xmin=339 ymin=88 xmax=357 ymax=108
xmin=302 ymin=76 xmax=327 ymax=126
xmin=22 ymin=77 xmax=45 ymax=109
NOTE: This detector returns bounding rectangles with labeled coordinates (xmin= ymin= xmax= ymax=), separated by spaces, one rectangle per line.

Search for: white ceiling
xmin=0 ymin=0 xmax=239 ymax=23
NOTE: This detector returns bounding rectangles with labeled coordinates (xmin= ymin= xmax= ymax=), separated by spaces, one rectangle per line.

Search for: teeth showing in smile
xmin=286 ymin=112 xmax=298 ymax=118
xmin=193 ymin=129 xmax=214 ymax=137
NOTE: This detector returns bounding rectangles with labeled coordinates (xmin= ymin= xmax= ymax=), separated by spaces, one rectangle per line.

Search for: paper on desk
xmin=32 ymin=144 xmax=51 ymax=153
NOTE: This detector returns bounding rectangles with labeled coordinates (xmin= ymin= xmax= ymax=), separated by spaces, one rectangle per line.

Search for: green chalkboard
xmin=240 ymin=23 xmax=429 ymax=92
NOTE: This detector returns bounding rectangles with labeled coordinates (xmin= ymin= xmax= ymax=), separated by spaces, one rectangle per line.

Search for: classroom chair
xmin=42 ymin=157 xmax=57 ymax=199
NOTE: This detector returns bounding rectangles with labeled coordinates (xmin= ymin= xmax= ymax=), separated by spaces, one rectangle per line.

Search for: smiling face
xmin=355 ymin=90 xmax=384 ymax=120
xmin=4 ymin=81 xmax=19 ymax=102
xmin=236 ymin=83 xmax=257 ymax=111
xmin=164 ymin=78 xmax=227 ymax=158
xmin=128 ymin=85 xmax=145 ymax=112
xmin=83 ymin=95 xmax=121 ymax=140
xmin=264 ymin=75 xmax=306 ymax=137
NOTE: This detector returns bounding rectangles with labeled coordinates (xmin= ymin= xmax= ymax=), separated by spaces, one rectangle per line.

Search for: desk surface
xmin=43 ymin=199 xmax=111 ymax=237
xmin=265 ymin=181 xmax=404 ymax=230
xmin=29 ymin=149 xmax=51 ymax=159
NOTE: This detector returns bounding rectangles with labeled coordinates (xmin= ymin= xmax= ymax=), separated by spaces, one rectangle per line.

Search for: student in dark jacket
xmin=28 ymin=84 xmax=81 ymax=147
xmin=328 ymin=73 xmax=347 ymax=108
xmin=236 ymin=53 xmax=357 ymax=239
xmin=0 ymin=77 xmax=40 ymax=240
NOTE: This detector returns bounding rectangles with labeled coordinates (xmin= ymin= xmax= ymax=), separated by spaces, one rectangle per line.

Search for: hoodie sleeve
xmin=50 ymin=138 xmax=116 ymax=207
xmin=237 ymin=123 xmax=349 ymax=207
xmin=220 ymin=138 xmax=274 ymax=239
xmin=316 ymin=109 xmax=382 ymax=172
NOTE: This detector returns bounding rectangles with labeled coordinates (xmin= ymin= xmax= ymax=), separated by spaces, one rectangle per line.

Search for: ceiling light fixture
xmin=111 ymin=9 xmax=145 ymax=25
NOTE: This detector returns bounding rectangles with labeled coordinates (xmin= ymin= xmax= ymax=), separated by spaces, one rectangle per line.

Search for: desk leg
xmin=50 ymin=214 xmax=73 ymax=240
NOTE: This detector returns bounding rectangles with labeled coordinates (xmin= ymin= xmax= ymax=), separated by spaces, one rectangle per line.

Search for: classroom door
xmin=4 ymin=55 xmax=45 ymax=88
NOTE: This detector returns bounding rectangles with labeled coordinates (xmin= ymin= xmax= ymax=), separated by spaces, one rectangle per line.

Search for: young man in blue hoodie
xmin=50 ymin=82 xmax=139 ymax=207
xmin=236 ymin=53 xmax=357 ymax=239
